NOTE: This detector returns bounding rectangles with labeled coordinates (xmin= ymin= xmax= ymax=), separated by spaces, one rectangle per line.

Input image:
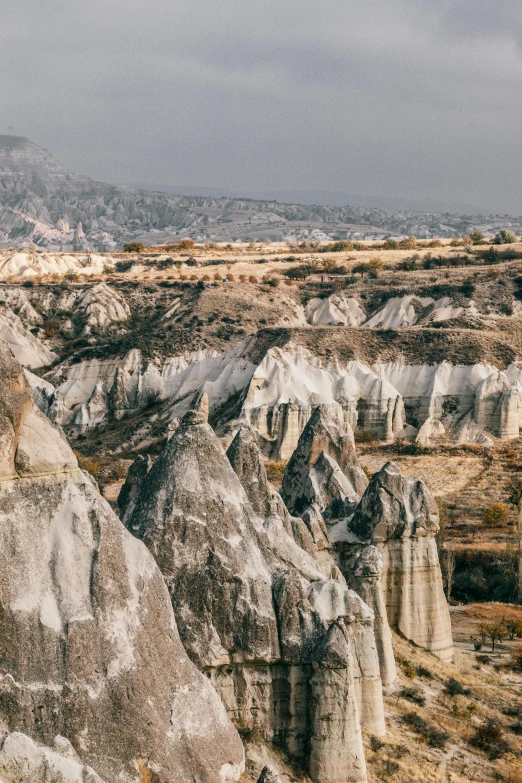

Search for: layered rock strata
xmin=347 ymin=462 xmax=453 ymax=661
xmin=0 ymin=343 xmax=244 ymax=783
xmin=127 ymin=408 xmax=386 ymax=783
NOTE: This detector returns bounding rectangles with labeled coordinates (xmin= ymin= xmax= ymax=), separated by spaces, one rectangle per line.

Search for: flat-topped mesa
xmin=0 ymin=342 xmax=244 ymax=783
xmin=127 ymin=407 xmax=386 ymax=783
xmin=280 ymin=403 xmax=368 ymax=515
xmin=348 ymin=461 xmax=453 ymax=661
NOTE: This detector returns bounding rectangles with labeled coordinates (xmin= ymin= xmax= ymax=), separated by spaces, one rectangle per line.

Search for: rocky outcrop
xmin=347 ymin=462 xmax=453 ymax=661
xmin=226 ymin=425 xmax=317 ymax=561
xmin=75 ymin=282 xmax=130 ymax=331
xmin=346 ymin=547 xmax=397 ymax=689
xmin=0 ymin=342 xmax=244 ymax=783
xmin=0 ymin=308 xmax=57 ymax=368
xmin=118 ymin=453 xmax=152 ymax=521
xmin=127 ymin=407 xmax=386 ymax=783
xmin=0 ymin=732 xmax=105 ymax=783
xmin=280 ymin=404 xmax=368 ymax=514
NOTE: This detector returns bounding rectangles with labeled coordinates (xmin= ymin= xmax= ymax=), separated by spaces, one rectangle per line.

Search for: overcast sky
xmin=2 ymin=0 xmax=522 ymax=213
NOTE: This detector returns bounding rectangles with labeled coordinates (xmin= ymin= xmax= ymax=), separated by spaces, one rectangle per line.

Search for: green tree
xmin=123 ymin=241 xmax=144 ymax=253
xmin=468 ymin=230 xmax=485 ymax=245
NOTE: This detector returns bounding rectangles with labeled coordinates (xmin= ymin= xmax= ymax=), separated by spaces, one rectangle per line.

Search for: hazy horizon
xmin=2 ymin=0 xmax=522 ymax=215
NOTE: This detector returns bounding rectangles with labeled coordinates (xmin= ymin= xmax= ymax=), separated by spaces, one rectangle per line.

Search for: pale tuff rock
xmin=0 ymin=288 xmax=42 ymax=324
xmin=127 ymin=407 xmax=385 ymax=782
xmin=415 ymin=416 xmax=445 ymax=446
xmin=0 ymin=251 xmax=106 ymax=278
xmin=347 ymin=547 xmax=397 ymax=689
xmin=45 ymin=336 xmax=522 ymax=448
xmin=280 ymin=404 xmax=368 ymax=515
xmin=362 ymin=294 xmax=479 ymax=328
xmin=0 ymin=732 xmax=105 ymax=783
xmin=305 ymin=295 xmax=366 ymax=326
xmin=0 ymin=343 xmax=245 ymax=783
xmin=226 ymin=427 xmax=309 ymax=536
xmin=75 ymin=283 xmax=130 ymax=330
xmin=348 ymin=462 xmax=453 ymax=661
xmin=118 ymin=453 xmax=152 ymax=521
xmin=0 ymin=310 xmax=57 ymax=368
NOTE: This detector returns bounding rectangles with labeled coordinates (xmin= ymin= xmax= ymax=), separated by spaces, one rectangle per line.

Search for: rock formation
xmin=347 ymin=462 xmax=453 ymax=661
xmin=127 ymin=407 xmax=386 ymax=783
xmin=0 ymin=342 xmax=244 ymax=783
xmin=280 ymin=403 xmax=368 ymax=514
xmin=118 ymin=453 xmax=152 ymax=521
xmin=0 ymin=732 xmax=105 ymax=783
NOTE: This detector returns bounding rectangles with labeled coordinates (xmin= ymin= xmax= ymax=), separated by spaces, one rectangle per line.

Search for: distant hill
xmin=0 ymin=136 xmax=519 ymax=250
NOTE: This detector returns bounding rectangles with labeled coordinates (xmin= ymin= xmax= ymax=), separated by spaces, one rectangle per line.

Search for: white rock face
xmin=0 ymin=309 xmax=57 ymax=368
xmin=75 ymin=283 xmax=130 ymax=330
xmin=0 ymin=732 xmax=105 ymax=783
xmin=305 ymin=295 xmax=366 ymax=326
xmin=348 ymin=462 xmax=453 ymax=661
xmin=362 ymin=294 xmax=479 ymax=328
xmin=41 ymin=337 xmax=522 ymax=448
xmin=0 ymin=343 xmax=245 ymax=783
xmin=0 ymin=251 xmax=107 ymax=278
xmin=126 ymin=407 xmax=387 ymax=782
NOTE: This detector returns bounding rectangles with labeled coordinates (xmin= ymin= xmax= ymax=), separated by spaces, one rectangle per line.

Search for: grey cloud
xmin=1 ymin=0 xmax=522 ymax=212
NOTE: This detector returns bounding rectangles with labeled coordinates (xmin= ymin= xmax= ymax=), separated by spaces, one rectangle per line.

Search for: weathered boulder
xmin=0 ymin=342 xmax=244 ymax=783
xmin=0 ymin=732 xmax=105 ymax=783
xmin=348 ymin=462 xmax=453 ymax=661
xmin=280 ymin=404 xmax=368 ymax=514
xmin=127 ymin=408 xmax=386 ymax=782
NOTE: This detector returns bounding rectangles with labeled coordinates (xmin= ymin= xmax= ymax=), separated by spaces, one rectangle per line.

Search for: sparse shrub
xmin=64 ymin=271 xmax=79 ymax=282
xmin=190 ymin=274 xmax=197 ymax=280
xmin=397 ymin=257 xmax=419 ymax=271
xmin=396 ymin=656 xmax=416 ymax=679
xmin=74 ymin=451 xmax=102 ymax=480
xmin=368 ymin=256 xmax=384 ymax=270
xmin=450 ymin=237 xmax=466 ymax=247
xmin=470 ymin=719 xmax=510 ymax=759
xmin=268 ymin=277 xmax=280 ymax=287
xmin=402 ymin=712 xmax=448 ymax=748
xmin=469 ymin=230 xmax=485 ymax=245
xmin=401 ymin=686 xmax=425 ymax=706
xmin=43 ymin=319 xmax=60 ymax=337
xmin=202 ymin=274 xmax=210 ymax=281
xmin=123 ymin=241 xmax=144 ymax=253
xmin=354 ymin=428 xmax=375 ymax=444
xmin=510 ymin=646 xmax=522 ymax=671
xmin=103 ymin=265 xmax=115 ymax=274
xmin=214 ymin=272 xmax=222 ymax=281
xmin=369 ymin=735 xmax=384 ymax=753
xmin=115 ymin=259 xmax=133 ymax=273
xmin=239 ymin=274 xmax=247 ymax=282
xmin=177 ymin=238 xmax=195 ymax=251
xmin=444 ymin=677 xmax=470 ymax=697
xmin=249 ymin=275 xmax=258 ymax=283
xmin=483 ymin=503 xmax=510 ymax=527
xmin=415 ymin=665 xmax=433 ymax=679
xmin=266 ymin=460 xmax=288 ymax=482
xmin=284 ymin=278 xmax=293 ymax=286
xmin=475 ymin=654 xmax=491 ymax=665
xmin=493 ymin=229 xmax=517 ymax=245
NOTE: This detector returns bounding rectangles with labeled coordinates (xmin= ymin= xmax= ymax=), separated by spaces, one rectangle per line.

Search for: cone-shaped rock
xmin=281 ymin=404 xmax=368 ymax=514
xmin=349 ymin=462 xmax=453 ymax=661
xmin=0 ymin=343 xmax=244 ymax=783
xmin=127 ymin=407 xmax=386 ymax=782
